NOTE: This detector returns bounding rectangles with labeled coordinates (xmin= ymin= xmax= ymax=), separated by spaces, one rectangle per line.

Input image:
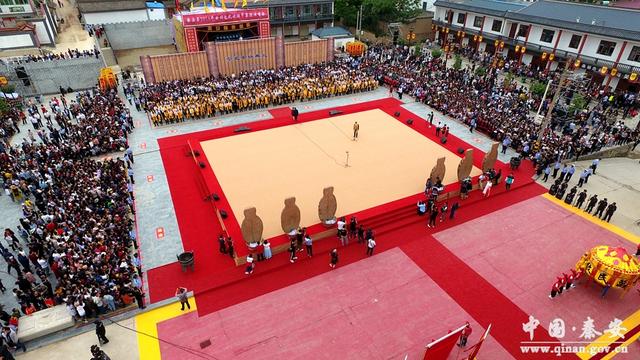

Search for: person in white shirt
xmin=366 ymin=237 xmax=376 ymax=256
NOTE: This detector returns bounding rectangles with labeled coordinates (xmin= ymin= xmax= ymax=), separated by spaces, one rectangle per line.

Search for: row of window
xmin=523 ymin=26 xmax=639 ymax=61
xmin=456 ymin=14 xmax=502 ymax=32
xmin=269 ymin=4 xmax=332 ymax=17
xmin=452 ymin=12 xmax=640 ymax=62
xmin=0 ymin=0 xmax=28 ymax=5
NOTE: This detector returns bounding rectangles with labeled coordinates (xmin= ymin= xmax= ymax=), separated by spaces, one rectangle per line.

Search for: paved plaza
xmin=2 ymin=85 xmax=637 ymax=359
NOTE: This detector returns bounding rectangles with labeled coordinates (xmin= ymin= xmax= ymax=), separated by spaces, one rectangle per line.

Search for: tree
xmin=530 ymin=81 xmax=547 ymax=97
xmin=475 ymin=67 xmax=487 ymax=77
xmin=569 ymin=94 xmax=587 ymax=115
xmin=431 ymin=48 xmax=443 ymax=59
xmin=335 ymin=0 xmax=422 ymax=34
xmin=0 ymin=98 xmax=9 ymax=116
xmin=453 ymin=54 xmax=462 ymax=70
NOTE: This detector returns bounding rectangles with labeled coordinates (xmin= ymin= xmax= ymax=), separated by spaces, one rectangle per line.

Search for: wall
xmin=216 ymin=37 xmax=277 ymax=76
xmin=0 ymin=34 xmax=34 ymax=49
xmin=103 ymin=20 xmax=174 ymax=50
xmin=2 ymin=56 xmax=104 ymax=95
xmin=149 ymin=52 xmax=209 ymax=82
xmin=83 ymin=9 xmax=149 ymax=25
xmin=35 ymin=21 xmax=53 ymax=45
xmin=284 ymin=39 xmax=327 ymax=67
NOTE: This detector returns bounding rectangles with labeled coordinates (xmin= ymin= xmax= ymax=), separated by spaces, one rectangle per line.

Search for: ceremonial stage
xmin=200 ymin=108 xmax=481 ymax=239
xmin=139 ymin=97 xmax=640 ymax=360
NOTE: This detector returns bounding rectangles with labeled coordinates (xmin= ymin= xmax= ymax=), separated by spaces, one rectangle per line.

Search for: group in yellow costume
xmin=140 ymin=62 xmax=378 ymax=126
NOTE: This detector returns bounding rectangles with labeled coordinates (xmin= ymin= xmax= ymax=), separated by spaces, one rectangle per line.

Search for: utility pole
xmin=356 ymin=4 xmax=363 ymax=41
xmin=538 ymin=60 xmax=572 ymax=140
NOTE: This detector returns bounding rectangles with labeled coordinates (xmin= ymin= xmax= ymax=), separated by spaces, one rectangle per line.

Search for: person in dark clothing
xmin=594 ymin=198 xmax=608 ymax=218
xmin=218 ymin=234 xmax=226 ymax=254
xmin=603 ymin=202 xmax=617 ymax=222
xmin=449 ymin=202 xmax=459 ymax=219
xmin=427 ymin=208 xmax=439 ymax=228
xmin=94 ymin=319 xmax=109 ymax=344
xmin=357 ymin=225 xmax=365 ymax=244
xmin=0 ymin=344 xmax=15 ymax=360
xmin=227 ymin=238 xmax=234 ymax=259
xmin=291 ymin=107 xmax=299 ymax=121
xmin=131 ymin=288 xmax=145 ymax=309
xmin=585 ymin=195 xmax=598 ymax=213
xmin=564 ymin=187 xmax=577 ymax=205
xmin=329 ymin=249 xmax=338 ymax=268
xmin=575 ymin=190 xmax=588 ymax=209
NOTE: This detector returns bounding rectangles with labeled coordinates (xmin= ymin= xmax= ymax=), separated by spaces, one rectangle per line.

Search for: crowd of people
xmin=137 ymin=61 xmax=378 ymax=125
xmin=360 ymin=45 xmax=639 ymax=170
xmin=0 ymin=87 xmax=141 ymax=346
xmin=6 ymin=48 xmax=101 ymax=64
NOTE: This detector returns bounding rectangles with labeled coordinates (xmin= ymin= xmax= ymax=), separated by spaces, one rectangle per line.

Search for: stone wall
xmin=1 ymin=56 xmax=104 ymax=95
xmin=103 ymin=20 xmax=174 ymax=51
xmin=577 ymin=144 xmax=633 ymax=161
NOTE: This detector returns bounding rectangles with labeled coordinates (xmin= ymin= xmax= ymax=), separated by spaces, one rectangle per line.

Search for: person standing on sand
xmin=353 ymin=121 xmax=360 ymax=140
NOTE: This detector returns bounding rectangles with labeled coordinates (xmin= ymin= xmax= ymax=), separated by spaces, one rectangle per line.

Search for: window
xmin=491 ymin=20 xmax=502 ymax=32
xmin=457 ymin=13 xmax=465 ymax=25
xmin=473 ymin=16 xmax=483 ymax=28
xmin=628 ymin=46 xmax=640 ymax=62
xmin=302 ymin=5 xmax=311 ymax=15
xmin=596 ymin=40 xmax=617 ymax=56
xmin=568 ymin=34 xmax=582 ymax=49
xmin=517 ymin=25 xmax=529 ymax=38
xmin=540 ymin=29 xmax=555 ymax=43
xmin=285 ymin=6 xmax=295 ymax=16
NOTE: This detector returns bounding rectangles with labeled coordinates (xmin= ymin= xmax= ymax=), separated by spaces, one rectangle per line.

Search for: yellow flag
xmin=234 ymin=0 xmax=239 ymax=7
xmin=242 ymin=0 xmax=247 ymax=7
xmin=203 ymin=0 xmax=210 ymax=12
xmin=221 ymin=0 xmax=227 ymax=10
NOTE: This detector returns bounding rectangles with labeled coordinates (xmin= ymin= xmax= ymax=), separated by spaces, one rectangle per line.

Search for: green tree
xmin=530 ymin=81 xmax=547 ymax=97
xmin=475 ymin=67 xmax=487 ymax=77
xmin=335 ymin=0 xmax=422 ymax=33
xmin=1 ymin=84 xmax=15 ymax=94
xmin=431 ymin=48 xmax=443 ymax=59
xmin=569 ymin=94 xmax=587 ymax=114
xmin=453 ymin=54 xmax=462 ymax=70
xmin=0 ymin=98 xmax=8 ymax=115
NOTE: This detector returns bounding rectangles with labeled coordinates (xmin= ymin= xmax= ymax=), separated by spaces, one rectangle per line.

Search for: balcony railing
xmin=270 ymin=13 xmax=334 ymax=24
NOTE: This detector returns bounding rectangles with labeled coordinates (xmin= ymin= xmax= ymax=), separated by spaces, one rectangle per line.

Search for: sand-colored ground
xmin=201 ymin=109 xmax=481 ymax=238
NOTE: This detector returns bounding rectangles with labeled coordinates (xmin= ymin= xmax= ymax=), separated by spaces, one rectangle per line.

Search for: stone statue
xmin=318 ymin=186 xmax=337 ymax=223
xmin=240 ymin=207 xmax=263 ymax=245
xmin=482 ymin=142 xmax=499 ymax=172
xmin=281 ymin=197 xmax=301 ymax=233
xmin=429 ymin=157 xmax=446 ymax=183
xmin=457 ymin=149 xmax=474 ymax=181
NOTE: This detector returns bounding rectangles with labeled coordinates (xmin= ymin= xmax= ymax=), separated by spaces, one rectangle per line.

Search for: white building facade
xmin=433 ymin=0 xmax=640 ymax=90
xmin=0 ymin=0 xmax=58 ymax=50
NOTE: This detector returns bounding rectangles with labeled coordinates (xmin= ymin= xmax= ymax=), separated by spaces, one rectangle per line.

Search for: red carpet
xmin=146 ymin=97 xmax=537 ymax=305
xmin=193 ymin=181 xmax=546 ymax=316
xmin=268 ymin=106 xmax=292 ymax=118
xmin=400 ymin=235 xmax=561 ymax=359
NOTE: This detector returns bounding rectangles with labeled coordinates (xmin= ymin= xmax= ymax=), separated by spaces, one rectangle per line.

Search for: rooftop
xmin=311 ymin=26 xmax=352 ymax=38
xmin=434 ymin=0 xmax=640 ymax=41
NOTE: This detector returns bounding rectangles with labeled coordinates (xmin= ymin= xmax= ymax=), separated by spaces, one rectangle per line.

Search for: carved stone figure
xmin=281 ymin=197 xmax=301 ymax=233
xmin=240 ymin=207 xmax=263 ymax=245
xmin=482 ymin=142 xmax=499 ymax=172
xmin=429 ymin=157 xmax=446 ymax=183
xmin=318 ymin=186 xmax=337 ymax=222
xmin=457 ymin=149 xmax=474 ymax=181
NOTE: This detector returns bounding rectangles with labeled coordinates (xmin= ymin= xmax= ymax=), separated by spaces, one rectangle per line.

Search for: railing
xmin=270 ymin=13 xmax=334 ymax=23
